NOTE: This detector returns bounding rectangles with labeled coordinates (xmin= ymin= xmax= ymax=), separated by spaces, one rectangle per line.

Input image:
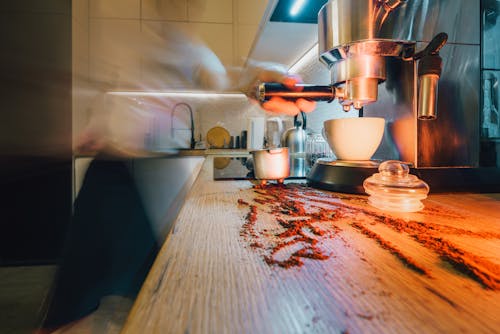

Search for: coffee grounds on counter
xmin=238 ymin=183 xmax=500 ymax=290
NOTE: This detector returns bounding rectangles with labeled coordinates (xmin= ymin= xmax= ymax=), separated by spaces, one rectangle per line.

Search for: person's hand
xmin=76 ymin=126 xmax=105 ymax=154
xmin=239 ymin=61 xmax=317 ymax=116
xmin=260 ymin=76 xmax=316 ymax=116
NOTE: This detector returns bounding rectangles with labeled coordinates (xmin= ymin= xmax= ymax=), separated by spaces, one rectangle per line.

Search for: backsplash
xmin=101 ymin=93 xmax=269 ymax=151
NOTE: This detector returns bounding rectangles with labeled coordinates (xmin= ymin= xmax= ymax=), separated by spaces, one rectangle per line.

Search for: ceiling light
xmin=270 ymin=0 xmax=328 ymax=23
xmin=290 ymin=0 xmax=306 ymax=16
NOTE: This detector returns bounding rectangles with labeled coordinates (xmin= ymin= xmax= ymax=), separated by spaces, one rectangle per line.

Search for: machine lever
xmin=414 ymin=32 xmax=448 ymax=59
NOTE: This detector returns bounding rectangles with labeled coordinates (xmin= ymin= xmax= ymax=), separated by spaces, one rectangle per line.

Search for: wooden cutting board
xmin=206 ymin=126 xmax=230 ymax=149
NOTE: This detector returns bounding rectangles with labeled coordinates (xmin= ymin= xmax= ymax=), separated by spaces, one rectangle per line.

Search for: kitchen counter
xmin=121 ymin=156 xmax=500 ymax=334
xmin=75 ymin=148 xmax=250 ymax=159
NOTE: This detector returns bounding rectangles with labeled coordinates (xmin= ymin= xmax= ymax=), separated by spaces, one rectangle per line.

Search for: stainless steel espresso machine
xmin=259 ymin=0 xmax=500 ymax=193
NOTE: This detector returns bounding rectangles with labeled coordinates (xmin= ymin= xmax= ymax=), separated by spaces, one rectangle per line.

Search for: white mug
xmin=323 ymin=117 xmax=385 ymax=161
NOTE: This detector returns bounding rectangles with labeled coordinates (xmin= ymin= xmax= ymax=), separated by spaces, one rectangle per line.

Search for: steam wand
xmin=414 ymin=32 xmax=448 ymax=120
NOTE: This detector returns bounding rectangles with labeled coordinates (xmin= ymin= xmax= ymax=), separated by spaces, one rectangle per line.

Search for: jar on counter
xmin=306 ymin=133 xmax=333 ymax=166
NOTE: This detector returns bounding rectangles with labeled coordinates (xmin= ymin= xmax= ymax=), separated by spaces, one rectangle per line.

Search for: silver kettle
xmin=281 ymin=111 xmax=307 ymax=154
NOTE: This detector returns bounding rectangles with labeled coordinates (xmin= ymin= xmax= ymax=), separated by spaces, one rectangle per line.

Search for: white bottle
xmin=247 ymin=117 xmax=265 ymax=150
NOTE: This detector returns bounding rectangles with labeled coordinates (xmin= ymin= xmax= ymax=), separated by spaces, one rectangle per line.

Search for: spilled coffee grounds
xmin=238 ymin=183 xmax=500 ymax=290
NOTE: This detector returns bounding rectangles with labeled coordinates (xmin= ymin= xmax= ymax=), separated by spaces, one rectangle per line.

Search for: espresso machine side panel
xmin=397 ymin=0 xmax=480 ymax=167
xmin=379 ymin=0 xmax=480 ymax=167
xmin=412 ymin=0 xmax=480 ymax=167
xmin=417 ymin=44 xmax=481 ymax=167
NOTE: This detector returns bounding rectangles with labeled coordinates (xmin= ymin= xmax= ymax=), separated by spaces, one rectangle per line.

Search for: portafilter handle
xmin=257 ymin=83 xmax=336 ymax=103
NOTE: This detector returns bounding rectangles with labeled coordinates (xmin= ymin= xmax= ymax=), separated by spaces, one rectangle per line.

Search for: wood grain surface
xmin=121 ymin=157 xmax=500 ymax=334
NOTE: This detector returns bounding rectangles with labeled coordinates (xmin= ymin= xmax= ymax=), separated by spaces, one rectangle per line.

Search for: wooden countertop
xmin=122 ymin=157 xmax=500 ymax=334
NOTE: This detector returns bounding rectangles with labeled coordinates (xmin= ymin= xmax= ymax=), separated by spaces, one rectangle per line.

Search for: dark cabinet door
xmin=0 ymin=1 xmax=72 ymax=265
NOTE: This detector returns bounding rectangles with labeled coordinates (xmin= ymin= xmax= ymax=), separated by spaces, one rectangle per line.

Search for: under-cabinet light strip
xmin=107 ymin=91 xmax=247 ymax=99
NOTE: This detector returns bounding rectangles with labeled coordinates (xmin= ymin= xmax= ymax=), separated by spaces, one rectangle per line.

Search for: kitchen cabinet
xmin=74 ymin=156 xmax=204 ymax=242
xmin=131 ymin=156 xmax=204 ymax=242
xmin=0 ymin=1 xmax=72 ymax=264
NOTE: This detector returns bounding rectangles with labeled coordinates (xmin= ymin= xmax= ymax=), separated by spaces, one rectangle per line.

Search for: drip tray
xmin=307 ymin=159 xmax=500 ymax=194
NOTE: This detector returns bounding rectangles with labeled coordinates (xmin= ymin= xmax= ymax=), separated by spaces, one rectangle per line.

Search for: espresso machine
xmin=259 ymin=0 xmax=500 ymax=193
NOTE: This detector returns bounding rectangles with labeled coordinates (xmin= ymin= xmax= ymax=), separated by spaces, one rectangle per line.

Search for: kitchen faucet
xmin=171 ymin=102 xmax=195 ymax=149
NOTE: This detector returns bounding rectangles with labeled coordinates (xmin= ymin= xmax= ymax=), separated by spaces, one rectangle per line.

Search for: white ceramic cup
xmin=323 ymin=117 xmax=385 ymax=160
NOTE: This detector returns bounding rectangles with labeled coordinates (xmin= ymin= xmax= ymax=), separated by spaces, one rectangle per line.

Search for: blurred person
xmin=75 ymin=23 xmax=316 ymax=157
xmin=36 ymin=21 xmax=316 ymax=334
